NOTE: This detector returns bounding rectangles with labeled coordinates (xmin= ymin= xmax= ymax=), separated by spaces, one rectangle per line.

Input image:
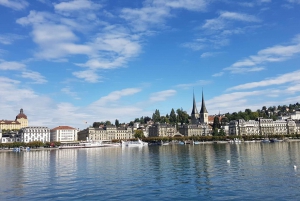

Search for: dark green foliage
xmin=134 ymin=130 xmax=144 ymax=138
xmin=115 ymin=119 xmax=120 ymax=128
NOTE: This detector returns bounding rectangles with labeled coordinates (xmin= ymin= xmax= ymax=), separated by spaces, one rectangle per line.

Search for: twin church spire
xmin=191 ymin=90 xmax=208 ymax=124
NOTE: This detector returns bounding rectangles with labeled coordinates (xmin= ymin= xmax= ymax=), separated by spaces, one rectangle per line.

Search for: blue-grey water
xmin=1 ymin=142 xmax=300 ymax=200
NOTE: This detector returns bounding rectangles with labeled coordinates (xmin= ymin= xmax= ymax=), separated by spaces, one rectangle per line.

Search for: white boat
xmin=80 ymin=141 xmax=104 ymax=148
xmin=59 ymin=143 xmax=84 ymax=149
xmin=125 ymin=139 xmax=148 ymax=147
xmin=193 ymin=141 xmax=201 ymax=145
xmin=261 ymin=138 xmax=270 ymax=143
xmin=160 ymin=140 xmax=169 ymax=145
xmin=102 ymin=142 xmax=121 ymax=147
xmin=234 ymin=138 xmax=242 ymax=143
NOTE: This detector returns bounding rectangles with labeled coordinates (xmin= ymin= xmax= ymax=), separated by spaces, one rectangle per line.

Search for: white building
xmin=50 ymin=126 xmax=78 ymax=142
xmin=229 ymin=118 xmax=299 ymax=136
xmin=19 ymin=126 xmax=50 ymax=143
xmin=278 ymin=111 xmax=300 ymax=120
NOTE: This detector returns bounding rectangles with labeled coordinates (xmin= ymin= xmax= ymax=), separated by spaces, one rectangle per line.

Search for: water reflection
xmin=0 ymin=142 xmax=300 ymax=200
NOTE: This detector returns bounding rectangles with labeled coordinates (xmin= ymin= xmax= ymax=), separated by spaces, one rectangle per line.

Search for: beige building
xmin=0 ymin=109 xmax=28 ymax=130
xmin=148 ymin=123 xmax=176 ymax=137
xmin=77 ymin=126 xmax=133 ymax=141
xmin=50 ymin=126 xmax=78 ymax=142
xmin=179 ymin=123 xmax=209 ymax=137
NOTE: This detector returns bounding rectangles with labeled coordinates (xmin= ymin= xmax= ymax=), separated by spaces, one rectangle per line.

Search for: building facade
xmin=0 ymin=109 xmax=28 ymax=130
xmin=148 ymin=123 xmax=176 ymax=137
xmin=19 ymin=126 xmax=50 ymax=143
xmin=77 ymin=126 xmax=133 ymax=141
xmin=50 ymin=126 xmax=78 ymax=142
xmin=229 ymin=118 xmax=300 ymax=136
xmin=178 ymin=123 xmax=209 ymax=137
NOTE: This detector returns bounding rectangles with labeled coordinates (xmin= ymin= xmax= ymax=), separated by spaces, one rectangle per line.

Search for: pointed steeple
xmin=200 ymin=90 xmax=208 ymax=113
xmin=191 ymin=90 xmax=198 ymax=115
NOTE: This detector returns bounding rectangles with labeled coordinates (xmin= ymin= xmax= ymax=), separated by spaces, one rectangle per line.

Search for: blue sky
xmin=1 ymin=0 xmax=300 ymax=129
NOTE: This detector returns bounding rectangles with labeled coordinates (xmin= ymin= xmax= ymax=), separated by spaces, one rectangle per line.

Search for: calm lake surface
xmin=1 ymin=142 xmax=300 ymax=200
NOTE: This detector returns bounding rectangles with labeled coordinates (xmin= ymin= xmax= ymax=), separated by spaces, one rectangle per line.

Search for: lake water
xmin=1 ymin=142 xmax=300 ymax=200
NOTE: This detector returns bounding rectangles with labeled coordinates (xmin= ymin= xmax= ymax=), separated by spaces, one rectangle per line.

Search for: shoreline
xmin=1 ymin=139 xmax=300 ymax=152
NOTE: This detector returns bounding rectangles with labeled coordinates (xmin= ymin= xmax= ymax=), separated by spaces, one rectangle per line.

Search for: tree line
xmin=91 ymin=102 xmax=300 ymax=129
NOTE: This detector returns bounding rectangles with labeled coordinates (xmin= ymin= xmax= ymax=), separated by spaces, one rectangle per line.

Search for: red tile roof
xmin=51 ymin=126 xmax=76 ymax=130
xmin=0 ymin=120 xmax=20 ymax=124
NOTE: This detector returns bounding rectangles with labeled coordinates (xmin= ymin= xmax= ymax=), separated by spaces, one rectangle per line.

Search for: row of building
xmin=228 ymin=118 xmax=300 ymax=136
xmin=2 ymin=93 xmax=300 ymax=144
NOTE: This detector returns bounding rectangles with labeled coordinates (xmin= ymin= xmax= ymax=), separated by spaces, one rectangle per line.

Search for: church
xmin=0 ymin=109 xmax=28 ymax=130
xmin=178 ymin=91 xmax=210 ymax=136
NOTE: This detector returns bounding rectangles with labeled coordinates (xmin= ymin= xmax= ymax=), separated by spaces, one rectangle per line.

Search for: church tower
xmin=199 ymin=91 xmax=208 ymax=124
xmin=15 ymin=108 xmax=28 ymax=128
xmin=191 ymin=91 xmax=199 ymax=124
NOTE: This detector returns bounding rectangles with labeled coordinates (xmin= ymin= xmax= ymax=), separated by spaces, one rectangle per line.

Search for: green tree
xmin=134 ymin=118 xmax=140 ymax=123
xmin=218 ymin=128 xmax=226 ymax=136
xmin=212 ymin=128 xmax=219 ymax=136
xmin=143 ymin=116 xmax=151 ymax=124
xmin=115 ymin=119 xmax=120 ymax=127
xmin=129 ymin=121 xmax=134 ymax=126
xmin=93 ymin=122 xmax=101 ymax=128
xmin=152 ymin=109 xmax=161 ymax=123
xmin=213 ymin=116 xmax=220 ymax=130
xmin=176 ymin=108 xmax=189 ymax=125
xmin=160 ymin=116 xmax=170 ymax=124
xmin=169 ymin=108 xmax=177 ymax=125
xmin=221 ymin=117 xmax=228 ymax=125
xmin=134 ymin=130 xmax=144 ymax=138
xmin=105 ymin=121 xmax=112 ymax=126
xmin=140 ymin=116 xmax=144 ymax=124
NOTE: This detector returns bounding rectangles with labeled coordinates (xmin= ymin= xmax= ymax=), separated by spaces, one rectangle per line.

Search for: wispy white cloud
xmin=91 ymin=88 xmax=142 ymax=106
xmin=72 ymin=70 xmax=100 ymax=83
xmin=21 ymin=70 xmax=47 ymax=84
xmin=61 ymin=87 xmax=80 ymax=99
xmin=0 ymin=60 xmax=26 ymax=70
xmin=149 ymin=89 xmax=177 ymax=102
xmin=212 ymin=72 xmax=224 ymax=77
xmin=202 ymin=11 xmax=260 ymax=31
xmin=0 ymin=0 xmax=28 ymax=10
xmin=175 ymin=80 xmax=211 ymax=89
xmin=0 ymin=34 xmax=25 ymax=45
xmin=225 ymin=34 xmax=300 ymax=73
xmin=201 ymin=51 xmax=222 ymax=58
xmin=121 ymin=0 xmax=208 ymax=32
xmin=286 ymin=0 xmax=300 ymax=4
xmin=227 ymin=70 xmax=300 ymax=91
xmin=17 ymin=8 xmax=141 ymax=81
xmin=183 ymin=12 xmax=260 ymax=51
xmin=160 ymin=0 xmax=208 ymax=11
xmin=53 ymin=0 xmax=101 ymax=12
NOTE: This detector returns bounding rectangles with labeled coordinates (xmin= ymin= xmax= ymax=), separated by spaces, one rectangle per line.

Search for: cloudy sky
xmin=1 ymin=0 xmax=300 ymax=129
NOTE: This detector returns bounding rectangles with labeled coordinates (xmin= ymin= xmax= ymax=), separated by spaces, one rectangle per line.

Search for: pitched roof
xmin=200 ymin=91 xmax=208 ymax=113
xmin=51 ymin=126 xmax=76 ymax=130
xmin=0 ymin=120 xmax=20 ymax=124
xmin=191 ymin=91 xmax=198 ymax=115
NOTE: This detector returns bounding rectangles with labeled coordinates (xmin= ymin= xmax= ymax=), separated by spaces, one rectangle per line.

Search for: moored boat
xmin=80 ymin=141 xmax=103 ymax=148
xmin=124 ymin=139 xmax=148 ymax=147
xmin=59 ymin=143 xmax=84 ymax=149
